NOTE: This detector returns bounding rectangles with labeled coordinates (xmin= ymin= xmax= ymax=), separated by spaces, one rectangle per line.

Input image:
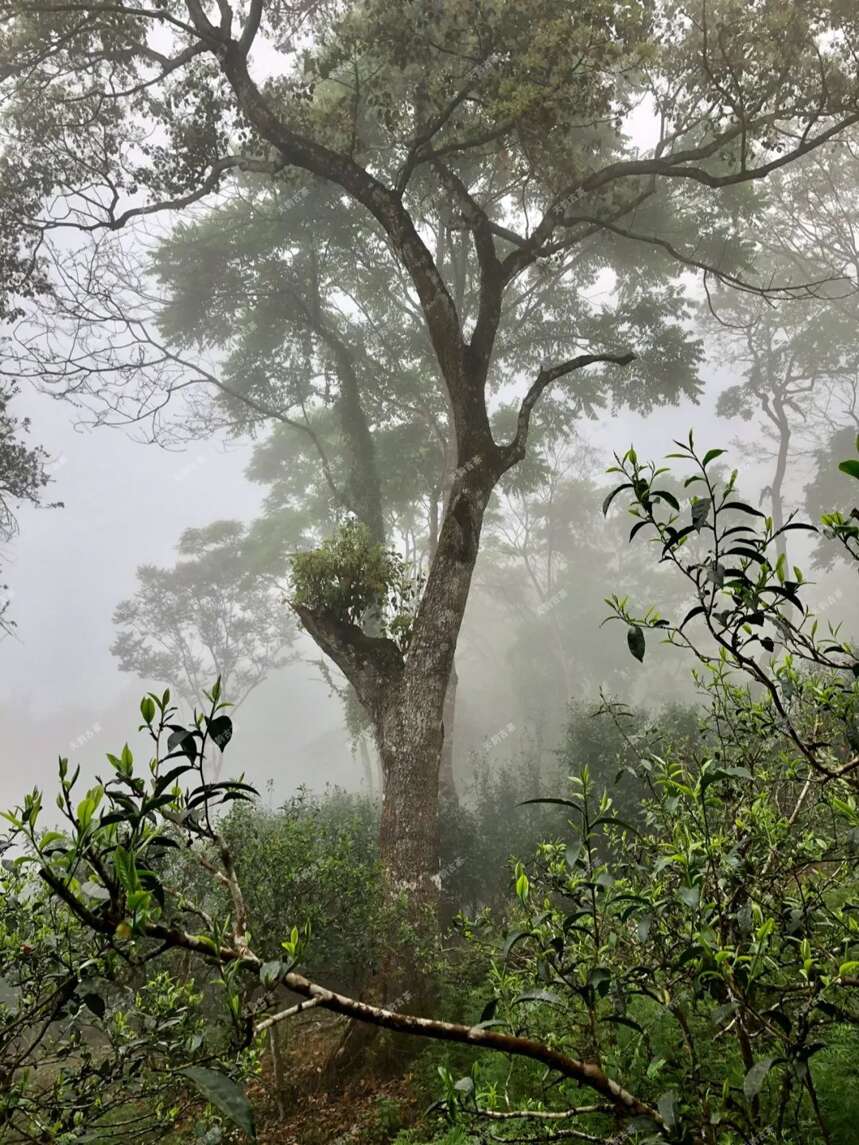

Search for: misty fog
xmin=2 ymin=5 xmax=859 ymax=1140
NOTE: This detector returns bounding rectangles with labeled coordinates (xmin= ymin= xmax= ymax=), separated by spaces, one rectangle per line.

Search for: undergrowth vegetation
xmin=1 ymin=439 xmax=858 ymax=1144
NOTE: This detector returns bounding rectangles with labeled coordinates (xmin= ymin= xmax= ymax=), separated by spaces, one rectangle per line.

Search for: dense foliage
xmin=0 ymin=442 xmax=856 ymax=1144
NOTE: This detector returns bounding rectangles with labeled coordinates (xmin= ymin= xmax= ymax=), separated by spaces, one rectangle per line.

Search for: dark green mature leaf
xmin=512 ymin=990 xmax=565 ymax=1008
xmin=207 ymin=715 xmax=233 ymax=751
xmin=82 ymin=992 xmax=105 ymax=1020
xmin=627 ymin=625 xmax=646 ymax=662
xmin=657 ymin=1091 xmax=677 ymax=1129
xmin=679 ymin=604 xmax=706 ymax=629
xmin=743 ymin=1057 xmax=777 ymax=1101
xmin=152 ymin=764 xmax=194 ymax=797
xmin=838 ymin=459 xmax=859 ymax=480
xmin=502 ymin=930 xmax=533 ymax=960
xmin=179 ymin=1067 xmax=256 ymax=1141
xmin=678 ymin=884 xmax=700 ymax=908
xmin=723 ymin=501 xmax=766 ymax=518
xmin=700 ymin=765 xmax=753 ymax=791
xmin=80 ymin=880 xmax=111 ymax=901
xmin=603 ymin=483 xmax=632 ymax=515
xmin=588 ymin=967 xmax=612 ymax=997
xmin=478 ymin=997 xmax=497 ymax=1024
xmin=260 ymin=960 xmax=283 ymax=988
xmin=519 ymin=797 xmax=583 ymax=812
xmin=605 ymin=1013 xmax=644 ymax=1034
xmin=167 ymin=726 xmax=197 ymax=762
xmin=651 ymin=488 xmax=680 ymax=510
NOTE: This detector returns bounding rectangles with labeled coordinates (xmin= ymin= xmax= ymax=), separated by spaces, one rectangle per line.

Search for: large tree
xmin=3 ymin=0 xmax=859 ymax=985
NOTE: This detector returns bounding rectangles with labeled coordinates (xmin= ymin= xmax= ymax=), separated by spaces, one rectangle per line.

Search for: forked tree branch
xmin=290 ymin=604 xmax=404 ymax=714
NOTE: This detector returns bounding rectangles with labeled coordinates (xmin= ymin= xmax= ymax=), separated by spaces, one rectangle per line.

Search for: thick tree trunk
xmin=439 ymin=659 xmax=459 ymax=803
xmin=372 ymin=473 xmax=487 ymax=995
xmin=376 ymin=676 xmax=446 ymax=930
xmin=324 ymin=653 xmax=457 ymax=1075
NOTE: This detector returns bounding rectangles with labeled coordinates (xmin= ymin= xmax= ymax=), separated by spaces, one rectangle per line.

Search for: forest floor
xmin=247 ymin=1009 xmax=425 ymax=1145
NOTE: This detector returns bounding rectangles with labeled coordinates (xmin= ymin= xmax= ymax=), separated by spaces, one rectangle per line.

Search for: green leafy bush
xmin=218 ymin=789 xmax=382 ymax=988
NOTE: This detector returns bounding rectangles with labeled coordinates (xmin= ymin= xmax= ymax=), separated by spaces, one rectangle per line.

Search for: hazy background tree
xmin=111 ymin=519 xmax=297 ymax=770
xmin=710 ymin=142 xmax=859 ymax=560
xmin=0 ymin=382 xmax=54 ymax=633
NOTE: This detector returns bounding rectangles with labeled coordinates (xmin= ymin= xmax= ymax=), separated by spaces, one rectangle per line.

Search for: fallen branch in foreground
xmin=41 ymin=866 xmax=666 ymax=1133
xmin=277 ymin=967 xmax=663 ymax=1127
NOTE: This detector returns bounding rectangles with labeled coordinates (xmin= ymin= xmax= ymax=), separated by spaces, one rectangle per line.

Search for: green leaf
xmin=700 ymin=765 xmax=753 ymax=792
xmin=80 ymin=880 xmax=111 ymax=901
xmin=691 ymin=497 xmax=712 ymax=530
xmin=651 ymin=488 xmax=680 ymax=511
xmin=627 ymin=625 xmax=646 ymax=662
xmin=588 ymin=967 xmax=612 ymax=997
xmin=82 ymin=992 xmax=105 ymax=1020
xmin=602 ymin=483 xmax=632 ymax=515
xmin=838 ymin=459 xmax=859 ymax=480
xmin=478 ymin=997 xmax=497 ymax=1024
xmin=179 ymin=1067 xmax=256 ymax=1141
xmin=512 ymin=990 xmax=565 ymax=1008
xmin=260 ymin=960 xmax=283 ymax=988
xmin=678 ymin=884 xmax=700 ymax=909
xmin=515 ymin=869 xmax=529 ymax=901
xmin=518 ymin=797 xmax=583 ymax=812
xmin=502 ymin=930 xmax=533 ymax=960
xmin=207 ymin=715 xmax=233 ymax=751
xmin=743 ymin=1057 xmax=777 ymax=1101
xmin=722 ymin=500 xmax=765 ymax=518
xmin=702 ymin=448 xmax=726 ymax=467
xmin=656 ymin=1090 xmax=677 ymax=1129
xmin=167 ymin=726 xmax=197 ymax=762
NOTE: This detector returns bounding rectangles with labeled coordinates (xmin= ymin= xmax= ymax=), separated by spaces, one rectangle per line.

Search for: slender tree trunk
xmin=337 ymin=351 xmax=386 ymax=545
xmin=770 ymin=393 xmax=791 ymax=562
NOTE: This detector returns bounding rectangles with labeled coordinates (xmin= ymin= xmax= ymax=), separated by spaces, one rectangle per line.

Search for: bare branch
xmin=254 ymin=995 xmax=323 ymax=1034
